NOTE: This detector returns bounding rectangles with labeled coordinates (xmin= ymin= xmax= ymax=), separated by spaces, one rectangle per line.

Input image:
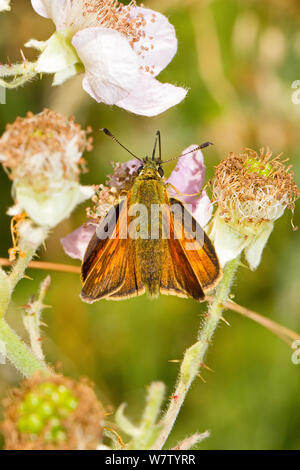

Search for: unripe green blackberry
xmin=1 ymin=373 xmax=104 ymax=450
xmin=16 ymin=382 xmax=78 ymax=443
xmin=244 ymin=157 xmax=272 ymax=177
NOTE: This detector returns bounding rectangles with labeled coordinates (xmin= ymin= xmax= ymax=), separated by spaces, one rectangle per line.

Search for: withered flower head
xmin=0 ymin=109 xmax=94 ymax=228
xmin=208 ymin=148 xmax=299 ymax=269
xmin=1 ymin=373 xmax=104 ymax=450
xmin=0 ymin=109 xmax=92 ymax=190
xmin=212 ymin=148 xmax=299 ymax=225
xmin=86 ymin=159 xmax=140 ymax=220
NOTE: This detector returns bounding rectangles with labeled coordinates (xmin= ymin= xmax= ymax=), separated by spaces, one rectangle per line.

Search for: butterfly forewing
xmin=81 ymin=200 xmax=129 ymax=302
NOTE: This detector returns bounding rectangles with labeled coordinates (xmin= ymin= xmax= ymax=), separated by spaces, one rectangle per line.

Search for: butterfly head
xmin=137 ymin=157 xmax=164 ymax=180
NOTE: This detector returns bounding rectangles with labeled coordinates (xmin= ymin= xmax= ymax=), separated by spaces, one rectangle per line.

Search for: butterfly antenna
xmin=100 ymin=128 xmax=143 ymax=162
xmin=152 ymin=130 xmax=162 ymax=162
xmin=161 ymin=142 xmax=213 ymax=164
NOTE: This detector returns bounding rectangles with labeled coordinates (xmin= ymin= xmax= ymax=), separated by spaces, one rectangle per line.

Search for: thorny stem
xmin=152 ymin=257 xmax=240 ymax=450
xmin=0 ymin=233 xmax=51 ymax=377
xmin=0 ymin=62 xmax=37 ymax=89
xmin=23 ymin=276 xmax=51 ymax=362
xmin=130 ymin=382 xmax=165 ymax=450
xmin=9 ymin=245 xmax=37 ymax=291
xmin=171 ymin=431 xmax=210 ymax=450
xmin=0 ymin=319 xmax=49 ymax=377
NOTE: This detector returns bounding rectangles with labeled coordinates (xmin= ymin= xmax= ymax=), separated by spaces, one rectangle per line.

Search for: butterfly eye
xmin=137 ymin=166 xmax=143 ymax=174
xmin=158 ymin=166 xmax=164 ymax=177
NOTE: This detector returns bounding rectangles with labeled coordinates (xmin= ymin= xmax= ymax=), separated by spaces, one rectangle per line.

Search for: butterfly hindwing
xmin=169 ymin=197 xmax=221 ymax=292
xmin=107 ymin=241 xmax=146 ymax=300
xmin=159 ymin=197 xmax=205 ymax=301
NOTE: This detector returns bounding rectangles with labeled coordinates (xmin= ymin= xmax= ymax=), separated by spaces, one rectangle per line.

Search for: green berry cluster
xmin=244 ymin=157 xmax=272 ymax=177
xmin=17 ymin=382 xmax=78 ymax=444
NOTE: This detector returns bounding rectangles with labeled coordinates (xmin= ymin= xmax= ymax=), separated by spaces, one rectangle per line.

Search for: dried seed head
xmin=86 ymin=159 xmax=140 ymax=220
xmin=1 ymin=372 xmax=104 ymax=450
xmin=0 ymin=109 xmax=93 ymax=192
xmin=212 ymin=148 xmax=299 ymax=226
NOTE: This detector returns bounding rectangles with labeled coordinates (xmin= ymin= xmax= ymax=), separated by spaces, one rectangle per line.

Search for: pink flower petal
xmin=73 ymin=27 xmax=140 ymax=105
xmin=31 ymin=0 xmax=70 ymax=30
xmin=61 ymin=222 xmax=96 ymax=260
xmin=117 ymin=74 xmax=187 ymax=117
xmin=167 ymin=145 xmax=213 ymax=227
xmin=167 ymin=145 xmax=206 ymax=204
xmin=131 ymin=6 xmax=177 ymax=77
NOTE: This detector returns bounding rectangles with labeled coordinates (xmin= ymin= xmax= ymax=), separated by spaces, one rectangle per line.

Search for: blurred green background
xmin=0 ymin=0 xmax=300 ymax=450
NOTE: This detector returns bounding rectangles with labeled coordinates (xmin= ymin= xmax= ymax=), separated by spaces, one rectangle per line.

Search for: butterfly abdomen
xmin=130 ymin=178 xmax=166 ymax=297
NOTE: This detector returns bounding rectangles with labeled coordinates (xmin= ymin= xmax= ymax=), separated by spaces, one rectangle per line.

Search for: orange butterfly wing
xmin=106 ymin=241 xmax=145 ymax=300
xmin=81 ymin=200 xmax=129 ymax=302
xmin=81 ymin=199 xmax=145 ymax=302
xmin=168 ymin=197 xmax=221 ymax=292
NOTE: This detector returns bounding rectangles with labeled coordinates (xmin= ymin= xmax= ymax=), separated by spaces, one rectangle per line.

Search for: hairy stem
xmin=0 ymin=229 xmax=50 ymax=376
xmin=0 ymin=62 xmax=37 ymax=89
xmin=152 ymin=257 xmax=239 ymax=450
xmin=0 ymin=319 xmax=49 ymax=377
xmin=9 ymin=245 xmax=36 ymax=291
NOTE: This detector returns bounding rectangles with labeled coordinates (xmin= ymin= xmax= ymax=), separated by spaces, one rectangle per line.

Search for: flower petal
xmin=73 ymin=27 xmax=140 ymax=105
xmin=61 ymin=222 xmax=96 ymax=260
xmin=31 ymin=0 xmax=70 ymax=30
xmin=117 ymin=74 xmax=187 ymax=116
xmin=0 ymin=0 xmax=10 ymax=12
xmin=191 ymin=191 xmax=213 ymax=228
xmin=18 ymin=220 xmax=48 ymax=249
xmin=25 ymin=38 xmax=47 ymax=51
xmin=52 ymin=65 xmax=78 ymax=86
xmin=244 ymin=221 xmax=274 ymax=270
xmin=131 ymin=6 xmax=178 ymax=77
xmin=15 ymin=182 xmax=94 ymax=228
xmin=35 ymin=31 xmax=79 ymax=74
xmin=167 ymin=145 xmax=206 ymax=204
xmin=31 ymin=0 xmax=49 ymax=17
xmin=209 ymin=216 xmax=249 ymax=267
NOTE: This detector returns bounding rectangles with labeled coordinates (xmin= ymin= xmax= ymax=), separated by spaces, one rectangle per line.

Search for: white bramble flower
xmin=208 ymin=148 xmax=299 ymax=269
xmin=27 ymin=0 xmax=187 ymax=116
xmin=0 ymin=0 xmax=10 ymax=12
xmin=0 ymin=109 xmax=94 ymax=228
